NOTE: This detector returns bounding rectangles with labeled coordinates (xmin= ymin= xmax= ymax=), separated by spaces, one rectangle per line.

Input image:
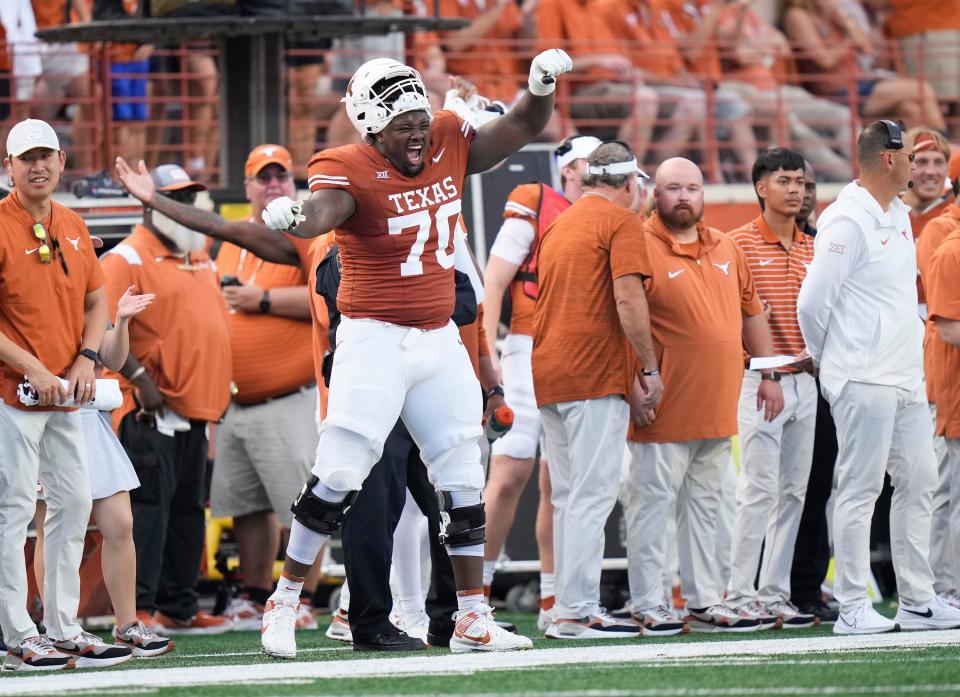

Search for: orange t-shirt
xmin=926 ymin=229 xmax=960 ymax=438
xmin=0 ymin=191 xmax=105 ymax=410
xmin=714 ymin=5 xmax=779 ymax=91
xmin=594 ymin=0 xmax=684 ymax=76
xmin=909 ymin=193 xmax=954 ymax=305
xmin=628 ymin=213 xmax=763 ymax=443
xmin=536 ymin=0 xmax=624 ymax=82
xmin=216 ymin=235 xmax=315 ymax=405
xmin=438 ymin=0 xmax=524 ymax=104
xmin=652 ymin=0 xmax=721 ymax=78
xmin=885 ymin=0 xmax=960 ymax=39
xmin=532 ymin=195 xmax=650 ymax=407
xmin=728 ymin=215 xmax=814 ymax=361
xmin=100 ymin=225 xmax=232 ymax=423
xmin=917 ymin=203 xmax=960 ymax=404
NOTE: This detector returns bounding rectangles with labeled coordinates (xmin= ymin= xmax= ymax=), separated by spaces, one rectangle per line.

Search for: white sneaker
xmin=736 ymin=601 xmax=780 ymax=630
xmin=936 ymin=590 xmax=960 ymax=610
xmin=52 ymin=630 xmax=134 ymax=668
xmin=223 ymin=595 xmax=263 ymax=631
xmin=394 ymin=609 xmax=429 ymax=642
xmin=633 ymin=605 xmax=687 ymax=636
xmin=325 ymin=608 xmax=352 ymax=643
xmin=545 ymin=609 xmax=640 ymax=639
xmin=3 ymin=635 xmax=75 ymax=671
xmin=766 ymin=599 xmax=817 ymax=629
xmin=895 ymin=596 xmax=960 ymax=630
xmin=450 ymin=604 xmax=533 ymax=653
xmin=684 ymin=604 xmax=762 ymax=633
xmin=295 ymin=600 xmax=319 ymax=631
xmin=834 ymin=602 xmax=899 ymax=635
xmin=537 ymin=606 xmax=555 ymax=633
xmin=261 ymin=596 xmax=300 ymax=658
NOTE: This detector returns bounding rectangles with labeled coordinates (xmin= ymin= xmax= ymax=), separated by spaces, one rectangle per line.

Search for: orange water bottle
xmin=484 ymin=405 xmax=515 ymax=442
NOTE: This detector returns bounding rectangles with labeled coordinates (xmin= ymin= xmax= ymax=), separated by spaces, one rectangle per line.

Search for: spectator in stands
xmin=655 ymin=0 xmax=855 ymax=181
xmin=211 ymin=145 xmax=322 ymax=632
xmin=595 ymin=0 xmax=758 ymax=175
xmin=101 ymin=164 xmax=232 ymax=635
xmin=782 ymin=0 xmax=946 ymax=133
xmin=103 ymin=1 xmax=152 ymax=164
xmin=0 ymin=118 xmax=115 ymax=671
xmin=880 ymin=0 xmax=960 ymax=139
xmin=533 ymin=141 xmax=660 ymax=639
xmin=725 ymin=148 xmax=818 ymax=630
xmin=27 ymin=0 xmax=94 ymax=172
xmin=623 ymin=156 xmax=779 ymax=635
xmin=536 ymin=0 xmax=659 ymax=163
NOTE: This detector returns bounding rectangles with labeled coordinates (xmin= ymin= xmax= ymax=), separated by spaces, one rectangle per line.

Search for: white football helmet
xmin=342 ymin=58 xmax=433 ymax=136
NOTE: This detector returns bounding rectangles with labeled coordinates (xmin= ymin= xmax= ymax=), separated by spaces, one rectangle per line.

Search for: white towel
xmin=18 ymin=377 xmax=123 ymax=411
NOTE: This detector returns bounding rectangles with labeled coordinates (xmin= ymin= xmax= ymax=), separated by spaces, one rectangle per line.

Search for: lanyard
xmin=236 ymin=248 xmax=265 ymax=285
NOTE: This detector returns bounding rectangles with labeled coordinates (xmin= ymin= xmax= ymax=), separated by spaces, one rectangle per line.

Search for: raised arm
xmin=467 ymin=49 xmax=573 ymax=174
xmin=116 ymin=156 xmax=302 ymax=266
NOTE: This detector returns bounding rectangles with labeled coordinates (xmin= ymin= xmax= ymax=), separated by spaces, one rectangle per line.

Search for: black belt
xmin=233 ymin=382 xmax=316 ymax=408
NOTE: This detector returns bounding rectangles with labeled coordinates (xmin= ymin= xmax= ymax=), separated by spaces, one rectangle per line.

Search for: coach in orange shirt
xmin=926 ymin=226 xmax=960 ymax=609
xmin=208 ymin=145 xmax=321 ymax=630
xmin=101 ymin=164 xmax=232 ymax=635
xmin=624 ymin=157 xmax=782 ymax=635
xmin=726 ymin=148 xmax=818 ymax=629
xmin=0 ymin=119 xmax=109 ymax=670
xmin=533 ymin=141 xmax=660 ymax=639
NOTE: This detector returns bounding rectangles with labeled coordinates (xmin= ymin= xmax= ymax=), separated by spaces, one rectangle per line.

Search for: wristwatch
xmin=642 ymin=369 xmax=660 ymax=377
xmin=78 ymin=348 xmax=99 ymax=363
xmin=485 ymin=385 xmax=505 ymax=400
xmin=761 ymin=372 xmax=782 ymax=382
xmin=259 ymin=289 xmax=272 ymax=314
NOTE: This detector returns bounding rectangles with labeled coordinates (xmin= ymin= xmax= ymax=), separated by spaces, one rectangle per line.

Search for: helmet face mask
xmin=343 ymin=59 xmax=433 ymax=136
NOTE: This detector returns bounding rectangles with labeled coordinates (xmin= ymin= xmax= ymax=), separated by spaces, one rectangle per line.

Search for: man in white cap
xmin=481 ymin=134 xmax=601 ymax=628
xmin=0 ymin=119 xmax=130 ymax=670
xmin=100 ymin=164 xmax=233 ymax=635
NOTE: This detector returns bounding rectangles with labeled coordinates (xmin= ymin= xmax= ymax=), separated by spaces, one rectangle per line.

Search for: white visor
xmin=586 ymin=158 xmax=650 ymax=179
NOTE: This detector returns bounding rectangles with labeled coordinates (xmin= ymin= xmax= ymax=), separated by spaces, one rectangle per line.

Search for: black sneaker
xmin=796 ymin=599 xmax=839 ymax=623
xmin=353 ymin=629 xmax=427 ymax=651
xmin=53 ymin=630 xmax=133 ymax=668
xmin=3 ymin=635 xmax=75 ymax=671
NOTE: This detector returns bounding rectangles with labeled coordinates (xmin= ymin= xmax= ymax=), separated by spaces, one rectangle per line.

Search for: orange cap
xmin=245 ymin=144 xmax=293 ymax=178
xmin=910 ymin=130 xmax=950 ymax=160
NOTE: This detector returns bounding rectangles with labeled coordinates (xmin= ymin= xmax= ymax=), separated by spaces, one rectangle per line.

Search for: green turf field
xmin=3 ymin=605 xmax=960 ymax=697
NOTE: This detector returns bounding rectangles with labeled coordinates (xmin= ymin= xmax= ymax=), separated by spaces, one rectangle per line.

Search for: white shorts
xmin=491 ymin=333 xmax=544 ymax=460
xmin=313 ymin=316 xmax=484 ymax=492
xmin=82 ymin=410 xmax=139 ymax=501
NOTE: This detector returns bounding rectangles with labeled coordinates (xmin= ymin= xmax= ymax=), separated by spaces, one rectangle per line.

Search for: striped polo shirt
xmin=728 ymin=214 xmax=814 ymax=359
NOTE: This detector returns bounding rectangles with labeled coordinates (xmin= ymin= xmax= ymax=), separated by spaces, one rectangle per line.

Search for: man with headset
xmin=798 ymin=120 xmax=960 ymax=634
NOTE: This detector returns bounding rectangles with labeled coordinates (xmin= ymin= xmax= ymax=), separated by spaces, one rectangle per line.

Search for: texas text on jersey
xmin=307 ymin=111 xmax=475 ymax=330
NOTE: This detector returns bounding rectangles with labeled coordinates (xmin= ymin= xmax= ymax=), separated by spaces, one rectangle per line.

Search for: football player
xmin=116 ymin=49 xmax=573 ymax=657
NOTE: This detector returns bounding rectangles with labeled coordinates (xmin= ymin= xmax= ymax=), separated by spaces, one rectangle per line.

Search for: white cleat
xmin=450 ymin=604 xmax=533 ymax=653
xmin=261 ymin=596 xmax=300 ymax=658
xmin=537 ymin=606 xmax=555 ymax=633
xmin=895 ymin=596 xmax=960 ymax=630
xmin=325 ymin=608 xmax=353 ymax=643
xmin=833 ymin=601 xmax=899 ymax=635
xmin=395 ymin=609 xmax=430 ymax=642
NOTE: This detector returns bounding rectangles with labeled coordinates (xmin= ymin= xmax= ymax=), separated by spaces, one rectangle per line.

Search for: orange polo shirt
xmin=439 ymin=0 xmax=524 ymax=104
xmin=927 ymin=229 xmax=960 ymax=438
xmin=629 ymin=213 xmax=763 ymax=444
xmin=537 ymin=0 xmax=623 ymax=81
xmin=917 ymin=203 xmax=960 ymax=404
xmin=532 ymin=195 xmax=650 ymax=407
xmin=728 ymin=215 xmax=814 ymax=361
xmin=885 ymin=0 xmax=960 ymax=39
xmin=594 ymin=0 xmax=684 ymax=77
xmin=216 ymin=233 xmax=316 ymax=405
xmin=909 ymin=193 xmax=954 ymax=305
xmin=101 ymin=225 xmax=232 ymax=423
xmin=0 ymin=191 xmax=105 ymax=410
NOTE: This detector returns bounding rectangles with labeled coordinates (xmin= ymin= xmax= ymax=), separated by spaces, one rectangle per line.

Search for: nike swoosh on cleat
xmin=903 ymin=607 xmax=934 ymax=618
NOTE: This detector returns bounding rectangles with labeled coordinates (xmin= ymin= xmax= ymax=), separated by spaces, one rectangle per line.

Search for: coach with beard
xmin=100 ymin=164 xmax=233 ymax=634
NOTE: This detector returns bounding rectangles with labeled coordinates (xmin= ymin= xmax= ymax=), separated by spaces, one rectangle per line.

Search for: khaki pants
xmin=0 ymin=403 xmax=91 ymax=647
xmin=541 ymin=396 xmax=629 ymax=618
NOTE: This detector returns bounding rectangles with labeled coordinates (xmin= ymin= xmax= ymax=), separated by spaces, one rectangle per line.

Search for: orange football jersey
xmin=307 ymin=111 xmax=475 ymax=330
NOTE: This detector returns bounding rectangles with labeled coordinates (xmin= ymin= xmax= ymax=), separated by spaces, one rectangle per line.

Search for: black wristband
xmin=259 ymin=289 xmax=272 ymax=314
xmin=485 ymin=385 xmax=505 ymax=400
xmin=641 ymin=369 xmax=660 ymax=377
xmin=78 ymin=348 xmax=99 ymax=363
xmin=761 ymin=372 xmax=782 ymax=382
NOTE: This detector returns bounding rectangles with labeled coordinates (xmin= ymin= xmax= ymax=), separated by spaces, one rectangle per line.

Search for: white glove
xmin=528 ymin=48 xmax=573 ymax=96
xmin=262 ymin=196 xmax=306 ymax=232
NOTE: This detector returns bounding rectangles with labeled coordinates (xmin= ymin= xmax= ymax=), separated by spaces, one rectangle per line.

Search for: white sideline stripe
xmin=185 ymin=646 xmax=348 ymax=659
xmin=3 ymin=630 xmax=960 ymax=695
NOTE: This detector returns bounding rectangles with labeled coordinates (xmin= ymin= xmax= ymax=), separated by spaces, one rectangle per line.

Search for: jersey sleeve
xmin=307 ymin=150 xmax=356 ymax=196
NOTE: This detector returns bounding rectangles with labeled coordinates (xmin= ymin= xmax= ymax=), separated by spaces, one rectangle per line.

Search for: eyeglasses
xmin=253 ymin=171 xmax=292 ymax=185
xmin=32 ymin=222 xmax=69 ymax=275
xmin=884 ymin=150 xmax=915 ymax=162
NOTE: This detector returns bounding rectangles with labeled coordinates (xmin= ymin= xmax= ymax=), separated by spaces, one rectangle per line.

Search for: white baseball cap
xmin=555 ymin=135 xmax=603 ymax=169
xmin=6 ymin=119 xmax=61 ymax=158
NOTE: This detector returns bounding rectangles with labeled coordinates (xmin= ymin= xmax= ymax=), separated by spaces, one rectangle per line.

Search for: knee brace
xmin=290 ymin=476 xmax=358 ymax=535
xmin=437 ymin=490 xmax=486 ymax=548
